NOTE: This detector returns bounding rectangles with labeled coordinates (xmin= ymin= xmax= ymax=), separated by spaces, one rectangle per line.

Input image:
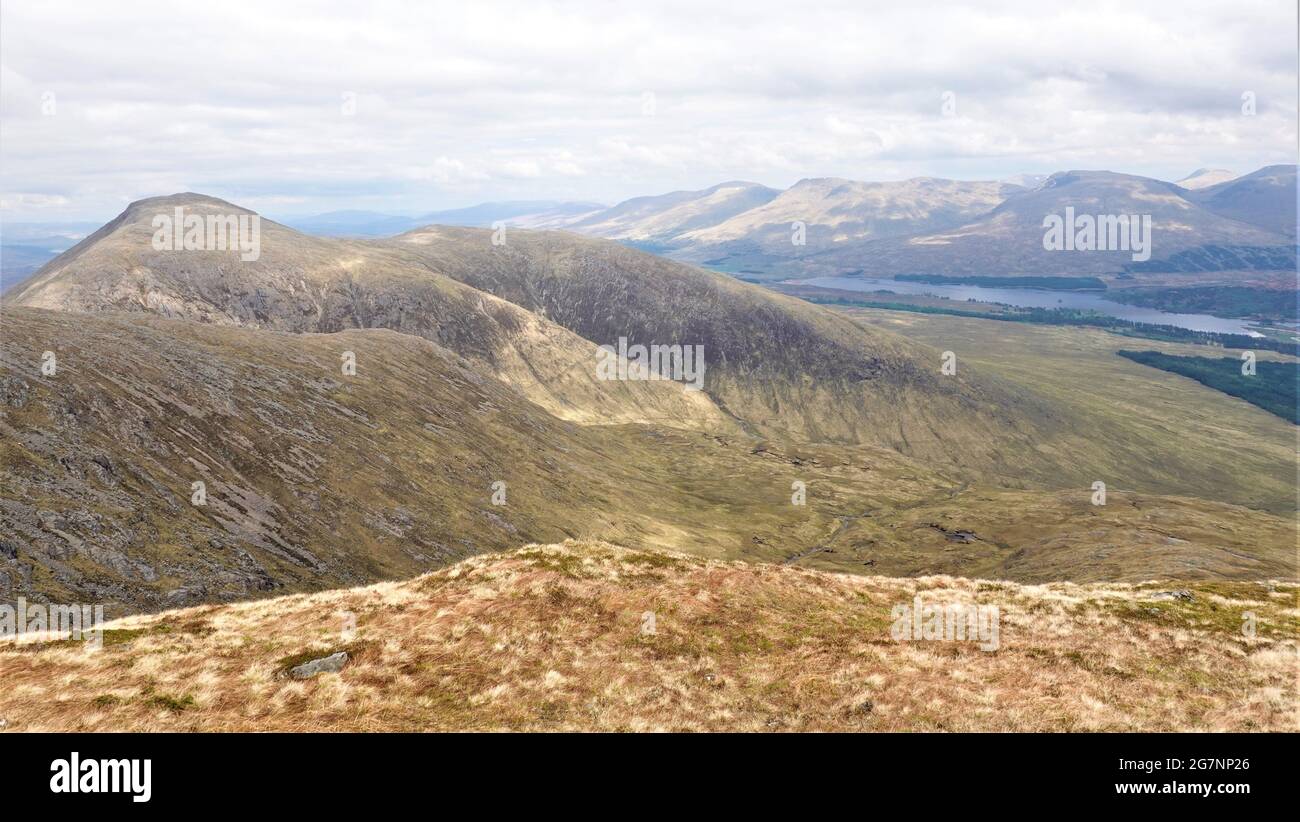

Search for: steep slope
xmin=0 ymin=306 xmax=931 ymax=612
xmin=6 ymin=307 xmax=1292 ymax=615
xmin=6 ymin=194 xmax=724 ymax=429
xmin=802 ymin=170 xmax=1295 ymax=280
xmin=1187 ymin=164 xmax=1297 ymax=239
xmin=568 ymin=182 xmax=780 ymax=243
xmin=381 ymin=222 xmax=1300 ymax=494
xmin=385 ymin=224 xmax=1078 ymax=481
xmin=2 ymin=540 xmax=1295 ymax=732
xmin=7 ymin=192 xmax=1088 ymax=485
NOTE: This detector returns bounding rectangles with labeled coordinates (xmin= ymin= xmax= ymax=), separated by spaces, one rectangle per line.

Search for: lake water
xmin=794 ymin=276 xmax=1263 ymax=336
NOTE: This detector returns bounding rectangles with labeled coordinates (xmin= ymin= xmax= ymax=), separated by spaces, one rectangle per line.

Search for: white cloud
xmin=0 ymin=0 xmax=1294 ymax=220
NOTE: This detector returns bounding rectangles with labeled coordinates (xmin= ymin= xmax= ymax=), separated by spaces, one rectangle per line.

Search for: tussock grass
xmin=1 ymin=540 xmax=1294 ymax=732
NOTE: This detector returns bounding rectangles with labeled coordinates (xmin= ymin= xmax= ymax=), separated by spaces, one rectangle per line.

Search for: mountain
xmin=555 ymin=167 xmax=1295 ymax=282
xmin=678 ymin=177 xmax=1020 ymax=255
xmin=2 ymin=539 xmax=1295 ymax=732
xmin=7 ymin=192 xmax=1297 ymax=616
xmin=1175 ymin=168 xmax=1237 ymax=190
xmin=6 ymin=194 xmax=720 ymax=428
xmin=383 ymin=221 xmax=1075 ymax=479
xmin=1186 ymin=164 xmax=1297 ymax=239
xmin=0 ymin=305 xmax=916 ymax=611
xmin=7 ymin=192 xmax=1070 ymax=484
xmin=11 ymin=304 xmax=1292 ymax=614
xmin=795 ymin=169 xmax=1295 ymax=280
xmin=567 ymin=181 xmax=780 ymax=244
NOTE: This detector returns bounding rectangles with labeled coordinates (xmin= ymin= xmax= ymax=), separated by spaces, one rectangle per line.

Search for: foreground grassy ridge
xmin=1 ymin=540 xmax=1295 ymax=732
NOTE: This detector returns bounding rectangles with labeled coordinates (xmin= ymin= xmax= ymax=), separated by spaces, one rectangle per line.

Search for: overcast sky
xmin=1 ymin=0 xmax=1296 ymax=222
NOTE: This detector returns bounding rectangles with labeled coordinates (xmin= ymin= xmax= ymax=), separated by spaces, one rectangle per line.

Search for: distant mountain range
xmin=0 ymin=221 xmax=99 ymax=293
xmin=552 ymin=166 xmax=1296 ymax=282
xmin=276 ymin=165 xmax=1297 ymax=284
xmin=282 ymin=201 xmax=604 ymax=237
xmin=4 ymin=166 xmax=1293 ymax=299
xmin=784 ymin=167 xmax=1296 ymax=281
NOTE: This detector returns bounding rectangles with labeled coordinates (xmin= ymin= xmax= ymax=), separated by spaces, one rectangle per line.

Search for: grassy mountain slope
xmin=4 ymin=307 xmax=1293 ymax=617
xmin=388 ymin=224 xmax=1096 ymax=480
xmin=2 ymin=540 xmax=1294 ymax=732
xmin=1116 ymin=350 xmax=1299 ymax=424
xmin=8 ymin=192 xmax=1084 ymax=486
xmin=0 ymin=306 xmax=929 ymax=612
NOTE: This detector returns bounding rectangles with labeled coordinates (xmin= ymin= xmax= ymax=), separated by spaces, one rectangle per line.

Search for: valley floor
xmin=1 ymin=540 xmax=1295 ymax=732
xmin=842 ymin=306 xmax=1300 ymax=513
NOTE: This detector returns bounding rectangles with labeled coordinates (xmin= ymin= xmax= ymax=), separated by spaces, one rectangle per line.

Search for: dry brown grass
xmin=1 ymin=540 xmax=1295 ymax=732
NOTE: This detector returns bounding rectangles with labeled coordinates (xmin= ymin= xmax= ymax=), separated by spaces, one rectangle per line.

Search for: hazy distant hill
xmin=793 ymin=169 xmax=1296 ymax=280
xmin=278 ymin=166 xmax=1296 ymax=282
xmin=285 ymin=201 xmax=604 ymax=237
xmin=556 ymin=166 xmax=1296 ymax=282
xmin=679 ymin=177 xmax=1020 ymax=253
xmin=0 ymin=221 xmax=97 ymax=294
xmin=566 ymin=181 xmax=779 ymax=244
xmin=1186 ymin=164 xmax=1298 ymax=239
xmin=1175 ymin=168 xmax=1237 ymax=190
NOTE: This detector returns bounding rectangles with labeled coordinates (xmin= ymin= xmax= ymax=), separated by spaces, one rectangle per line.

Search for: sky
xmin=1 ymin=0 xmax=1296 ymax=222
